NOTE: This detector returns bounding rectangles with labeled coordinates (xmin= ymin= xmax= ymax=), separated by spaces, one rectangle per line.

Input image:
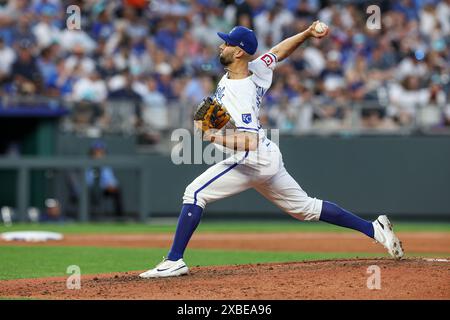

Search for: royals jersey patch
xmin=242 ymin=113 xmax=252 ymax=124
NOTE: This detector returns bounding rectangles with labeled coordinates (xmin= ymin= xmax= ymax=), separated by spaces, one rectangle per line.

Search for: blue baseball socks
xmin=167 ymin=204 xmax=203 ymax=261
xmin=319 ymin=201 xmax=374 ymax=238
xmin=167 ymin=201 xmax=374 ymax=261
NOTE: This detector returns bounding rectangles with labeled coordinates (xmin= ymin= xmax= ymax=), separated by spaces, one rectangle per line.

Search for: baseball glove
xmin=194 ymin=97 xmax=231 ymax=132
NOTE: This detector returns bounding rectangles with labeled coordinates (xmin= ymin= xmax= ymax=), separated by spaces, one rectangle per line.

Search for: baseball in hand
xmin=314 ymin=22 xmax=327 ymax=34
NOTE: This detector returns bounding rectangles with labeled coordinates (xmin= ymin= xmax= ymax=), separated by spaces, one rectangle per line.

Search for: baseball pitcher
xmin=140 ymin=21 xmax=404 ymax=278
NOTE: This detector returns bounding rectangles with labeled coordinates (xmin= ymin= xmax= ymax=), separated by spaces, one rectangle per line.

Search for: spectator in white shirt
xmin=0 ymin=37 xmax=15 ymax=84
xmin=71 ymin=69 xmax=108 ymax=128
xmin=140 ymin=78 xmax=168 ymax=130
xmin=254 ymin=3 xmax=294 ymax=49
xmin=436 ymin=0 xmax=450 ymax=35
xmin=32 ymin=6 xmax=61 ymax=49
xmin=65 ymin=44 xmax=96 ymax=75
xmin=59 ymin=28 xmax=96 ymax=54
xmin=72 ymin=70 xmax=107 ymax=103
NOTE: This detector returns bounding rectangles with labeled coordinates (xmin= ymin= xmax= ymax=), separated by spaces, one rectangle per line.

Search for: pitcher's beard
xmin=219 ymin=54 xmax=232 ymax=66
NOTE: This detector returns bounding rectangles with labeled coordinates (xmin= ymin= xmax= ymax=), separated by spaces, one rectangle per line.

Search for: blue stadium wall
xmin=54 ymin=134 xmax=450 ymax=220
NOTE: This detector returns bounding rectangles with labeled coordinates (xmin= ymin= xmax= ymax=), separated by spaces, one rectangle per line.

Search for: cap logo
xmin=240 ymin=41 xmax=244 ymax=46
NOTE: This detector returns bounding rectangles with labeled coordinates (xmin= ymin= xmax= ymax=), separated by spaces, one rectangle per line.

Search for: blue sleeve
xmin=100 ymin=167 xmax=118 ymax=189
xmin=85 ymin=169 xmax=94 ymax=187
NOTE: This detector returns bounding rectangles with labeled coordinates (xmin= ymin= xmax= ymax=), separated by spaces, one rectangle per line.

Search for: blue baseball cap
xmin=217 ymin=26 xmax=258 ymax=55
xmin=90 ymin=140 xmax=106 ymax=151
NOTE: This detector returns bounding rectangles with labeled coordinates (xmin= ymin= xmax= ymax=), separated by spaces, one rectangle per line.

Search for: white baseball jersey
xmin=183 ymin=52 xmax=323 ymax=220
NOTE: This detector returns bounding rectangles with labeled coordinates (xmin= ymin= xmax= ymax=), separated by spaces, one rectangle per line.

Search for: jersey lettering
xmin=214 ymin=86 xmax=225 ymax=103
xmin=256 ymin=85 xmax=265 ymax=109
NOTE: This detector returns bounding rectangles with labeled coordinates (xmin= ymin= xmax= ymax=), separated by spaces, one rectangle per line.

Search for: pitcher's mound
xmin=1 ymin=258 xmax=448 ymax=300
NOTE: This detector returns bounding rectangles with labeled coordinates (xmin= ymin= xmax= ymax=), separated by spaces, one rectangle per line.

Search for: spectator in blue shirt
xmin=392 ymin=0 xmax=419 ymax=21
xmin=154 ymin=20 xmax=181 ymax=55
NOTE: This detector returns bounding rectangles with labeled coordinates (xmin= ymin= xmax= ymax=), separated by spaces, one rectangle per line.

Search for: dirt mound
xmin=1 ymin=232 xmax=449 ymax=253
xmin=1 ymin=258 xmax=449 ymax=300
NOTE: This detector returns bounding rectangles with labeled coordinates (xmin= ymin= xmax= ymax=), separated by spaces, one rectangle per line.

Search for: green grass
xmin=1 ymin=221 xmax=449 ymax=234
xmin=0 ymin=221 xmax=448 ymax=281
xmin=0 ymin=246 xmax=447 ymax=281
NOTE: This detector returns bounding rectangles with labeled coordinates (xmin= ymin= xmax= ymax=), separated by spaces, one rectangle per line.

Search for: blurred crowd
xmin=0 ymin=0 xmax=449 ymax=137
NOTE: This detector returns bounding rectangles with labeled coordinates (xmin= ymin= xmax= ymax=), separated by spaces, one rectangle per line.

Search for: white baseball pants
xmin=183 ymin=141 xmax=323 ymax=221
